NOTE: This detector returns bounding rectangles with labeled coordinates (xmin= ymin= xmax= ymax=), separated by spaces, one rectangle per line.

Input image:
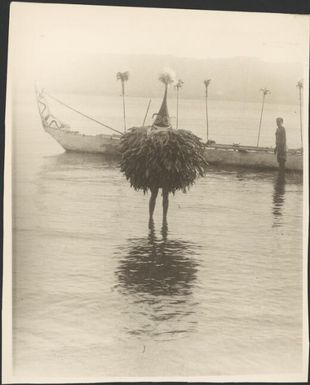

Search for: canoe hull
xmin=205 ymin=146 xmax=303 ymax=171
xmin=46 ymin=126 xmax=302 ymax=172
xmin=45 ymin=126 xmax=121 ymax=155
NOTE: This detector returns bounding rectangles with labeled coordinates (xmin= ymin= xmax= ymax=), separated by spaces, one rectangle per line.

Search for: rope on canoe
xmin=43 ymin=91 xmax=123 ymax=135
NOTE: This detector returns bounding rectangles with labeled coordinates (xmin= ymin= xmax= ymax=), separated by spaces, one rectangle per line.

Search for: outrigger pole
xmin=174 ymin=79 xmax=184 ymax=129
xmin=256 ymin=88 xmax=271 ymax=147
xmin=116 ymin=71 xmax=129 ymax=133
xmin=142 ymin=99 xmax=152 ymax=126
xmin=43 ymin=91 xmax=123 ymax=135
xmin=204 ymin=79 xmax=211 ymax=142
xmin=297 ymin=80 xmax=303 ymax=148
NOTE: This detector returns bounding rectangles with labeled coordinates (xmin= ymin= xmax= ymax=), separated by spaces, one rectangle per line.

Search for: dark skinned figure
xmin=274 ymin=117 xmax=287 ymax=170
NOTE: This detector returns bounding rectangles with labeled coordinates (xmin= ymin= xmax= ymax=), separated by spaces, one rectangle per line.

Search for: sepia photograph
xmin=2 ymin=1 xmax=309 ymax=383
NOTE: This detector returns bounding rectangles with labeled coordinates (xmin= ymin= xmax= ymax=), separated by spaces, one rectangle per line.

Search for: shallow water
xmin=12 ymin=92 xmax=304 ymax=378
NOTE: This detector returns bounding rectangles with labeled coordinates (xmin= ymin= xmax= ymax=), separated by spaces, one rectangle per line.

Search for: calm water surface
xmin=12 ymin=93 xmax=304 ymax=378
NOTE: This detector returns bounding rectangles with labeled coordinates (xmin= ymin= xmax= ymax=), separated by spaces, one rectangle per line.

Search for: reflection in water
xmin=272 ymin=170 xmax=286 ymax=227
xmin=115 ymin=222 xmax=200 ymax=339
xmin=40 ymin=151 xmax=119 ymax=172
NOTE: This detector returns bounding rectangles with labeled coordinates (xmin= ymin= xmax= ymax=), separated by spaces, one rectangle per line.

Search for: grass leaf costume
xmin=119 ymin=71 xmax=208 ymax=194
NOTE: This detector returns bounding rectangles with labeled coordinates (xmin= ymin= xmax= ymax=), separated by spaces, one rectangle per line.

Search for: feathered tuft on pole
xmin=204 ymin=79 xmax=211 ymax=89
xmin=297 ymin=80 xmax=303 ymax=90
xmin=260 ymin=87 xmax=271 ymax=96
xmin=159 ymin=69 xmax=176 ymax=85
xmin=174 ymin=79 xmax=184 ymax=90
xmin=116 ymin=71 xmax=129 ymax=82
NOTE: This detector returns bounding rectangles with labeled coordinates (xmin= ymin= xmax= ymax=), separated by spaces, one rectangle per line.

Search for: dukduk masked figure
xmin=119 ymin=70 xmax=208 ymax=225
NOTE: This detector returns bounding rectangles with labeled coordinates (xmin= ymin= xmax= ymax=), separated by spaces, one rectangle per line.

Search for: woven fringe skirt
xmin=119 ymin=126 xmax=208 ymax=193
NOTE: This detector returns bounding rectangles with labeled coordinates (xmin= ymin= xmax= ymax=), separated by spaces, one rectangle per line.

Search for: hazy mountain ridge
xmin=24 ymin=54 xmax=302 ymax=104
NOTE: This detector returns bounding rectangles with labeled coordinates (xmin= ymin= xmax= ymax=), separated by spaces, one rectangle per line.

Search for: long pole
xmin=205 ymin=90 xmax=209 ymax=142
xmin=298 ymin=86 xmax=303 ymax=148
xmin=142 ymin=99 xmax=151 ymax=126
xmin=122 ymin=82 xmax=126 ymax=133
xmin=176 ymin=88 xmax=179 ymax=129
xmin=256 ymin=94 xmax=265 ymax=147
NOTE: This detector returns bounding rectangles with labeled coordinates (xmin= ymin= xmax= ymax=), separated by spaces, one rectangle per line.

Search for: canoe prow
xmin=35 ymin=88 xmax=121 ymax=155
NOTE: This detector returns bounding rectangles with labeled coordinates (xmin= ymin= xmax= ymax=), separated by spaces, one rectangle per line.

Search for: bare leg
xmin=149 ymin=187 xmax=159 ymax=221
xmin=162 ymin=188 xmax=169 ymax=224
xmin=279 ymin=160 xmax=286 ymax=171
xmin=161 ymin=220 xmax=168 ymax=241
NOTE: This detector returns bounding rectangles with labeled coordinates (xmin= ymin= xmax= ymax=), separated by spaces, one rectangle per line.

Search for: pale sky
xmin=9 ymin=2 xmax=309 ymax=65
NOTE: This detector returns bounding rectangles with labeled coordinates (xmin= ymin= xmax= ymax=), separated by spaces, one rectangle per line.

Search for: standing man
xmin=274 ymin=117 xmax=287 ymax=170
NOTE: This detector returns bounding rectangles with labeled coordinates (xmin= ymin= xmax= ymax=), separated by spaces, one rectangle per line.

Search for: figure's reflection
xmin=272 ymin=170 xmax=286 ymax=227
xmin=116 ymin=222 xmax=199 ymax=297
xmin=115 ymin=222 xmax=200 ymax=338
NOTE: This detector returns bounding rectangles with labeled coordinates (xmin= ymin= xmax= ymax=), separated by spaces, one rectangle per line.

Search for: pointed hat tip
xmin=153 ymin=86 xmax=171 ymax=129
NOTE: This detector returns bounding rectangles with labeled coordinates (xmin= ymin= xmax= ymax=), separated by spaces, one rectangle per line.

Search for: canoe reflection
xmin=40 ymin=151 xmax=119 ymax=171
xmin=272 ymin=170 xmax=286 ymax=227
xmin=115 ymin=223 xmax=200 ymax=339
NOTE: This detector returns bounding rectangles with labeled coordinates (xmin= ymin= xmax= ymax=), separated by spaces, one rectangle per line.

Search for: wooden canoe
xmin=36 ymin=90 xmax=303 ymax=172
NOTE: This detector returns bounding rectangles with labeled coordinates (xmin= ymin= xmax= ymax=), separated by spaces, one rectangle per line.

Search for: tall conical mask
xmin=153 ymin=85 xmax=171 ymax=129
xmin=152 ymin=70 xmax=175 ymax=129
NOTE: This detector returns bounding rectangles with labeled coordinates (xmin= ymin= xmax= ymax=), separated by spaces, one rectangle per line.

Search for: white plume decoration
xmin=159 ymin=68 xmax=176 ymax=85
